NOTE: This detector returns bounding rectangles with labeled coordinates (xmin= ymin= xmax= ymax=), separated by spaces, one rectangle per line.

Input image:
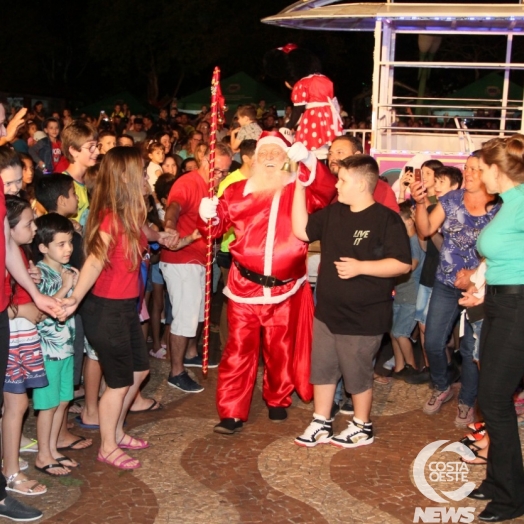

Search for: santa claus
xmin=198 ymin=131 xmax=336 ymax=434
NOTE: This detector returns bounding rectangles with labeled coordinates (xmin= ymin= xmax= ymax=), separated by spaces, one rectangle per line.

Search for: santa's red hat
xmin=255 ymin=130 xmax=291 ymax=154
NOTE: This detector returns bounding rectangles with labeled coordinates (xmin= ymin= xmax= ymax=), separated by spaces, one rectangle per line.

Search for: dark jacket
xmin=29 ymin=137 xmax=52 ymax=173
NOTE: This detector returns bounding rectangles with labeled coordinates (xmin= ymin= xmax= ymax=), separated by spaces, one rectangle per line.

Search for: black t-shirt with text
xmin=306 ymin=202 xmax=411 ymax=335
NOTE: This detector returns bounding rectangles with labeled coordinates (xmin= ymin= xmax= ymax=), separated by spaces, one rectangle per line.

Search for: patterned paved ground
xmin=13 ymin=360 xmax=523 ymax=524
xmin=13 ymin=293 xmax=524 ymax=523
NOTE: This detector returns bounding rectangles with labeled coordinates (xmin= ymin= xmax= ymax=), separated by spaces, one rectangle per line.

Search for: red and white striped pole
xmin=202 ymin=66 xmax=224 ymax=377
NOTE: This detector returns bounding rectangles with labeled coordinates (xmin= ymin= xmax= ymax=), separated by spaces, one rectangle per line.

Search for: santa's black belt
xmin=234 ymin=261 xmax=292 ymax=288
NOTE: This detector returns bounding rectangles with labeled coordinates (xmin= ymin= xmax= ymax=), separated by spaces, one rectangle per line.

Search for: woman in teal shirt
xmin=472 ymin=134 xmax=524 ymax=522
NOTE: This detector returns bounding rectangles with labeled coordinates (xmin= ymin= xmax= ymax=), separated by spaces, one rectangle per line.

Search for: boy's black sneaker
xmin=392 ymin=364 xmax=418 ymax=381
xmin=339 ymin=397 xmax=354 ymax=415
xmin=295 ymin=415 xmax=333 ymax=447
xmin=405 ymin=366 xmax=431 ymax=384
xmin=213 ymin=418 xmax=243 ymax=435
xmin=0 ymin=496 xmax=43 ymax=522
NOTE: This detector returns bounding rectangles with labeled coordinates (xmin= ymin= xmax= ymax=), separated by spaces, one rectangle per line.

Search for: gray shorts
xmin=310 ymin=318 xmax=382 ymax=394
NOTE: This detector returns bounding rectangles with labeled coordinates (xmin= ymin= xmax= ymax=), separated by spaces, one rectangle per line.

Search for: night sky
xmin=1 ymin=0 xmax=521 ymax=115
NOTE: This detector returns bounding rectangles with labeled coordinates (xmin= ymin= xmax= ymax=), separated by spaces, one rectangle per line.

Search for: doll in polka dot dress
xmin=264 ymin=44 xmax=343 ymax=157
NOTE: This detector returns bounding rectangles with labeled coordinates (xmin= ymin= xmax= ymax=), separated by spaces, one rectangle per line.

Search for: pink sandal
xmin=118 ymin=435 xmax=149 ymax=450
xmin=97 ymin=448 xmax=141 ymax=470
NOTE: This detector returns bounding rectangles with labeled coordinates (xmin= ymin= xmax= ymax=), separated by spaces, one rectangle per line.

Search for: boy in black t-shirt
xmin=292 ymin=155 xmax=411 ymax=448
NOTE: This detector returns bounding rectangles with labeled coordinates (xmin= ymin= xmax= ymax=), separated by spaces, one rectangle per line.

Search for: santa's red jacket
xmin=200 ymin=161 xmax=337 ymax=302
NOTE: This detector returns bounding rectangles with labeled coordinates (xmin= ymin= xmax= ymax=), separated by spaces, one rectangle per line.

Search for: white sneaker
xmin=294 ymin=414 xmax=333 ymax=448
xmin=331 ymin=418 xmax=374 ymax=449
xmin=383 ymin=357 xmax=395 ymax=371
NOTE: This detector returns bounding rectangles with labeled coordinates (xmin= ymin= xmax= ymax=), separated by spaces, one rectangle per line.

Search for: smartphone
xmin=404 ymin=166 xmax=413 ymax=186
xmin=415 ymin=168 xmax=425 ymax=189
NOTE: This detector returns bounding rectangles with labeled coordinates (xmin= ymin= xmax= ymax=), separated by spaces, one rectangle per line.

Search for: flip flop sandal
xmin=34 ymin=463 xmax=70 ymax=477
xmin=373 ymin=375 xmax=392 ymax=385
xmin=149 ymin=348 xmax=167 ymax=359
xmin=461 ymin=448 xmax=488 ymax=465
xmin=19 ymin=439 xmax=38 ymax=453
xmin=56 ymin=456 xmax=79 ymax=468
xmin=460 ymin=426 xmax=486 ymax=445
xmin=6 ymin=472 xmax=47 ymax=496
xmin=467 ymin=421 xmax=485 ymax=432
xmin=118 ymin=435 xmax=150 ymax=450
xmin=57 ymin=435 xmax=92 ymax=451
xmin=465 ymin=441 xmax=485 ymax=453
xmin=74 ymin=415 xmax=100 ymax=430
xmin=128 ymin=399 xmax=164 ymax=415
xmin=97 ymin=448 xmax=141 ymax=470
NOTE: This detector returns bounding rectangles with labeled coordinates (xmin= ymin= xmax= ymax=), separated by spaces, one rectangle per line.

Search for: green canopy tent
xmin=75 ymin=91 xmax=151 ymax=118
xmin=177 ymin=72 xmax=288 ymax=117
xmin=445 ymin=72 xmax=523 ymax=103
xmin=432 ymin=72 xmax=524 ymax=119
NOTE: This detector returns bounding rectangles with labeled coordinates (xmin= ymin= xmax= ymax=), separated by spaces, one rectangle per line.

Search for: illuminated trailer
xmin=262 ymin=2 xmax=524 ymax=172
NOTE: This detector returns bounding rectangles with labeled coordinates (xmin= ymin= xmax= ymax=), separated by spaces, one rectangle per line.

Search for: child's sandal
xmin=6 ymin=471 xmax=47 ymax=496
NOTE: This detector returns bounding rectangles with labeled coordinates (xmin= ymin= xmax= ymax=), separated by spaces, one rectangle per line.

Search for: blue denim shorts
xmin=414 ymin=284 xmax=433 ymax=325
xmin=151 ymin=262 xmax=164 ymax=285
xmin=391 ymin=302 xmax=417 ymax=339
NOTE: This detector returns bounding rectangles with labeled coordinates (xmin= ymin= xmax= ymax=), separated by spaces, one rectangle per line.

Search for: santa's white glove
xmin=199 ymin=196 xmax=219 ymax=221
xmin=287 ymin=142 xmax=310 ymax=164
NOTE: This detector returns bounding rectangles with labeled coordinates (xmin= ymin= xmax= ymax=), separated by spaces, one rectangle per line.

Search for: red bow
xmin=278 ymin=43 xmax=298 ymax=54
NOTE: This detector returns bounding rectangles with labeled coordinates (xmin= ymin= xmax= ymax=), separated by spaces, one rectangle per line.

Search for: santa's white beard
xmin=249 ymin=162 xmax=292 ymax=197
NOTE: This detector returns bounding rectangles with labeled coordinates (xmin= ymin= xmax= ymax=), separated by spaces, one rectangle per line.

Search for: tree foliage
xmin=0 ymin=0 xmax=89 ymax=96
xmin=86 ymin=0 xmax=358 ymax=105
xmin=1 ymin=0 xmax=369 ymax=108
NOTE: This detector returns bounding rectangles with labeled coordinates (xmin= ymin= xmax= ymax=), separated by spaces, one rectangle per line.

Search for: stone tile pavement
xmin=13 ymin=317 xmax=524 ymax=523
xmin=13 ymin=362 xmax=523 ymax=524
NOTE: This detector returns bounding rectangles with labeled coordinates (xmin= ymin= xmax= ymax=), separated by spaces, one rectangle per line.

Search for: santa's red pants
xmin=216 ymin=283 xmax=313 ymax=421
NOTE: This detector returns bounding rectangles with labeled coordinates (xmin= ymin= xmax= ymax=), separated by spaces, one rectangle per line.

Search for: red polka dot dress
xmin=291 ymin=74 xmax=343 ymax=151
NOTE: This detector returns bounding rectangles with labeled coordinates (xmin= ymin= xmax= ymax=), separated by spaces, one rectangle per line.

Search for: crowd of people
xmin=0 ymin=68 xmax=523 ymax=521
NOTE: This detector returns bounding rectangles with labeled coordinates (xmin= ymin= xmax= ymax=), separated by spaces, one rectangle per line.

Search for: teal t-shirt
xmin=36 ymin=262 xmax=75 ymax=360
xmin=477 ymin=184 xmax=524 ymax=285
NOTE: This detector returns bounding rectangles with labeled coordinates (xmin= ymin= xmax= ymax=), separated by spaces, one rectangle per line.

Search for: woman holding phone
xmin=412 ymin=151 xmax=498 ymax=426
